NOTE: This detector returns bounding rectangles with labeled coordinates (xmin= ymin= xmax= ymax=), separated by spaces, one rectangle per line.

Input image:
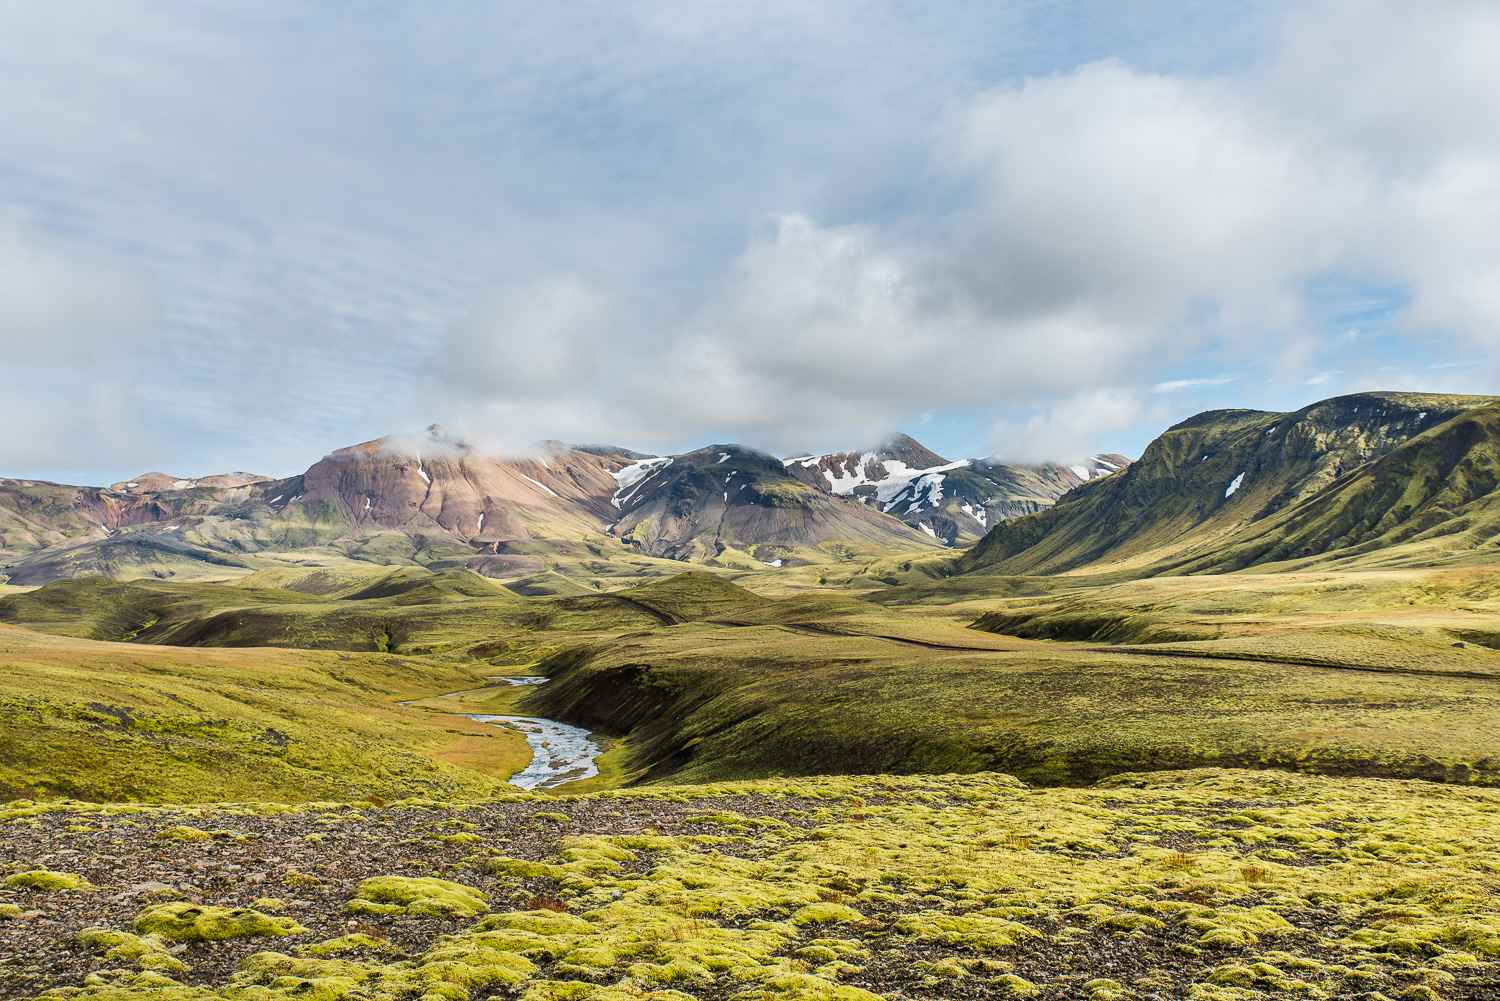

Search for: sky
xmin=2 ymin=0 xmax=1499 ymax=483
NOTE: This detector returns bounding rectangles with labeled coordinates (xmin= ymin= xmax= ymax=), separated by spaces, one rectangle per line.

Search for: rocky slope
xmin=960 ymin=391 xmax=1500 ymax=577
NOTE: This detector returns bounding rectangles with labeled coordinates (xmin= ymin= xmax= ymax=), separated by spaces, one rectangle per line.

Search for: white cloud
xmin=1154 ymin=377 xmax=1235 ymax=393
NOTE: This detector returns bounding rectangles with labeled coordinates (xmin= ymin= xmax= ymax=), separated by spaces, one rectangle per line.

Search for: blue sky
xmin=1 ymin=1 xmax=1498 ymax=482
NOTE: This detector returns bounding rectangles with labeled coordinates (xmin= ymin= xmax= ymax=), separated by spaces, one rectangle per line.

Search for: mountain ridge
xmin=2 ymin=427 xmax=1116 ymax=585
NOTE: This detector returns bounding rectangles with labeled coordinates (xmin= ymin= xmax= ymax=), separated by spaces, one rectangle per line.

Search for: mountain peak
xmin=871 ymin=433 xmax=949 ymax=468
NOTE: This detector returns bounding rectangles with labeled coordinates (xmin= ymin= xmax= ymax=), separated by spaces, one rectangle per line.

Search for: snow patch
xmin=1226 ymin=472 xmax=1246 ymax=497
xmin=611 ymin=456 xmax=673 ymax=509
xmin=762 ymin=559 xmax=782 ymax=567
xmin=477 ymin=512 xmax=485 ymax=531
xmin=520 ymin=473 xmax=558 ymax=496
xmin=172 ymin=479 xmax=192 ymax=489
xmin=269 ymin=495 xmax=283 ymax=504
xmin=416 ymin=464 xmax=430 ymax=484
xmin=1090 ymin=455 xmax=1123 ymax=473
xmin=717 ymin=452 xmax=731 ymax=463
xmin=364 ymin=496 xmax=371 ymax=511
xmin=1418 ymin=412 xmax=1428 ymax=420
xmin=960 ymin=502 xmax=989 ymax=529
xmin=919 ymin=523 xmax=938 ymax=539
xmin=1068 ymin=465 xmax=1090 ymax=480
xmin=812 ymin=451 xmax=969 ymax=513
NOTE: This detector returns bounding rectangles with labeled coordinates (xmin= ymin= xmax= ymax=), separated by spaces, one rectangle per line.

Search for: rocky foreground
xmin=2 ymin=768 xmax=1498 ymax=1000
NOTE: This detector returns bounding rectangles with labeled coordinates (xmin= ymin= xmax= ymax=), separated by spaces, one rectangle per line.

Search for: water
xmin=403 ymin=675 xmax=600 ymax=789
xmin=459 ymin=714 xmax=602 ymax=790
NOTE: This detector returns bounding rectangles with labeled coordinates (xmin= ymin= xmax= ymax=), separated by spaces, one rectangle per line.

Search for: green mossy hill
xmin=133 ymin=902 xmax=307 ymax=941
xmin=960 ymin=391 xmax=1499 ymax=578
xmin=14 ymin=769 xmax=1500 ymax=1000
xmin=0 ymin=577 xmax=321 ymax=642
xmin=502 ymin=571 xmax=601 ymax=596
xmin=0 ymin=573 xmax=654 ymax=655
xmin=333 ymin=567 xmax=515 ymax=603
xmin=0 ymin=622 xmax=529 ymax=802
xmin=615 ymin=572 xmax=773 ymax=623
xmin=0 ymin=533 xmax=254 ymax=587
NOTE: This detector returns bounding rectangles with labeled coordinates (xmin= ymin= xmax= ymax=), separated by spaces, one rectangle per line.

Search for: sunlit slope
xmin=960 ymin=391 xmax=1500 ymax=577
xmin=0 ymin=624 xmax=528 ymax=802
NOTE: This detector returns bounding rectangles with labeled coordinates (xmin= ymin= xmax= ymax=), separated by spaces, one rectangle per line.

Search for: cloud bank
xmin=0 ymin=1 xmax=1497 ymax=477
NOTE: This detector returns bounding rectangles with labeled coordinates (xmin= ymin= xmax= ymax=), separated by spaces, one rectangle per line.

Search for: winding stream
xmin=459 ymin=713 xmax=602 ymax=790
xmin=406 ymin=675 xmax=601 ymax=790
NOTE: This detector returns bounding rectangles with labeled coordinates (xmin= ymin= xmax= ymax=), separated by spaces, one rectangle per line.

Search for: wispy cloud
xmin=1154 ymin=376 xmax=1236 ymax=393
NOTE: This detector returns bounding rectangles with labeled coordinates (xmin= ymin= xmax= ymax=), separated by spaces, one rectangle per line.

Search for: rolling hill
xmin=959 ymin=391 xmax=1500 ymax=578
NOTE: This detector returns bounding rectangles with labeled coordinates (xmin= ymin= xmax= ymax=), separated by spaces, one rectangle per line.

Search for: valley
xmin=7 ymin=390 xmax=1500 ymax=999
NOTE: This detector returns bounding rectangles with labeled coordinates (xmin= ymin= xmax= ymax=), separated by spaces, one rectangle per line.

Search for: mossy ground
xmin=5 ymin=769 xmax=1500 ymax=999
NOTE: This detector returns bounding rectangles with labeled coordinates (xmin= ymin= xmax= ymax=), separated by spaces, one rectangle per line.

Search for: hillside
xmin=959 ymin=391 xmax=1500 ymax=577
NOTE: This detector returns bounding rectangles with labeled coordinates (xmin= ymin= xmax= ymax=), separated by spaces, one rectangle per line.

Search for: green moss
xmin=132 ymin=902 xmax=307 ymax=941
xmin=790 ymin=902 xmax=863 ymax=925
xmin=892 ymin=910 xmax=1038 ymax=950
xmin=155 ymin=825 xmax=212 ymax=842
xmin=4 ymin=868 xmax=94 ymax=890
xmin=78 ymin=927 xmax=188 ymax=973
xmin=0 ymin=903 xmax=21 ymax=919
xmin=347 ymin=875 xmax=489 ymax=918
xmin=296 ymin=933 xmax=401 ymax=956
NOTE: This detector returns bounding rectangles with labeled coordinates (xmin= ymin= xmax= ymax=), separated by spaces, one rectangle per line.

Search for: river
xmin=403 ymin=675 xmax=603 ymax=790
xmin=459 ymin=713 xmax=602 ymax=790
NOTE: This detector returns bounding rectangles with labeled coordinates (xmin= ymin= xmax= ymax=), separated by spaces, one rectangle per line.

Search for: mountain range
xmin=0 ymin=427 xmax=1122 ymax=586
